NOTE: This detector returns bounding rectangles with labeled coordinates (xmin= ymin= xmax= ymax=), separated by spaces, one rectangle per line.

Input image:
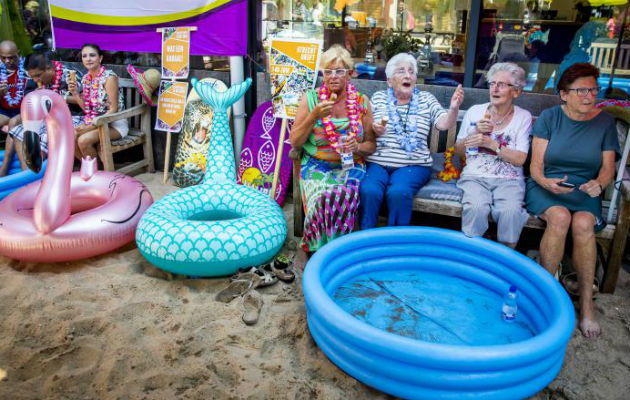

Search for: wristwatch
xmin=495 ymin=142 xmax=503 ymax=155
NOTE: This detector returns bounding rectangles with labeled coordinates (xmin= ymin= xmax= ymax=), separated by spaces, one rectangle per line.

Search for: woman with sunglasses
xmin=359 ymin=53 xmax=463 ymax=229
xmin=291 ymin=45 xmax=376 ymax=253
xmin=526 ymin=63 xmax=620 ymax=339
xmin=455 ymin=62 xmax=533 ymax=248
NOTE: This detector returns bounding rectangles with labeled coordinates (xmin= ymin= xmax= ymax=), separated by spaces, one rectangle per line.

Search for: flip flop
xmin=242 ymin=290 xmax=263 ymax=325
xmin=232 ymin=266 xmax=278 ymax=288
xmin=215 ymin=273 xmax=262 ymax=303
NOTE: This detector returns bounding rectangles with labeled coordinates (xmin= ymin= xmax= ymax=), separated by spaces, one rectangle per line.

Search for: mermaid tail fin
xmin=191 ymin=78 xmax=252 ymax=113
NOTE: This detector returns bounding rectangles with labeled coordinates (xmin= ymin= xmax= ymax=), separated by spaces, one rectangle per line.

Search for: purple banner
xmin=51 ymin=0 xmax=247 ymax=56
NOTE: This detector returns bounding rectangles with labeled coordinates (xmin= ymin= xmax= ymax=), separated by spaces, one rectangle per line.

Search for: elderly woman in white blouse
xmin=455 ymin=62 xmax=532 ymax=248
xmin=359 ymin=53 xmax=463 ymax=228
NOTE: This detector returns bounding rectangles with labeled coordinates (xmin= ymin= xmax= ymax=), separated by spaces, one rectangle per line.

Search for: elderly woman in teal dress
xmin=526 ymin=63 xmax=620 ymax=339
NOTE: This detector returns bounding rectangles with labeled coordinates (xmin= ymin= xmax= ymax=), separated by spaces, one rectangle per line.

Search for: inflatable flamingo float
xmin=0 ymin=90 xmax=154 ymax=262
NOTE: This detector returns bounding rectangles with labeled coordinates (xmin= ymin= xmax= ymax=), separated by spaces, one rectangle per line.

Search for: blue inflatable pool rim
xmin=303 ymin=227 xmax=575 ymax=399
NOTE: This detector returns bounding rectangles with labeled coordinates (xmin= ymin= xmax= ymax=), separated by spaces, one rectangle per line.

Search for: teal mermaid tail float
xmin=136 ymin=78 xmax=287 ymax=276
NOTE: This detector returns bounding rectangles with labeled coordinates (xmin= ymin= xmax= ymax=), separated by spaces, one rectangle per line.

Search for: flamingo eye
xmin=41 ymin=96 xmax=52 ymax=114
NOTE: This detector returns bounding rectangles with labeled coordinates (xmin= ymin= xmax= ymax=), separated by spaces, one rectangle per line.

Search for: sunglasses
xmin=323 ymin=68 xmax=348 ymax=77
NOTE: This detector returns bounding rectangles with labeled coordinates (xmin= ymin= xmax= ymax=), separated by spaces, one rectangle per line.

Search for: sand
xmin=1 ymin=172 xmax=629 ymax=400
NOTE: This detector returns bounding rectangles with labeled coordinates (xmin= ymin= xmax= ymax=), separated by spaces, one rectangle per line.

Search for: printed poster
xmin=161 ymin=27 xmax=191 ymax=79
xmin=156 ymin=81 xmax=189 ymax=133
xmin=269 ymin=38 xmax=322 ymax=119
xmin=49 ymin=0 xmax=247 ymax=56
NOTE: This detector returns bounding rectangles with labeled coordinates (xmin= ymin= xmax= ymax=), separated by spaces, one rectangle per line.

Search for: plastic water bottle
xmin=338 ymin=133 xmax=355 ymax=171
xmin=501 ymin=285 xmax=518 ymax=322
xmin=465 ymin=122 xmax=478 ymax=157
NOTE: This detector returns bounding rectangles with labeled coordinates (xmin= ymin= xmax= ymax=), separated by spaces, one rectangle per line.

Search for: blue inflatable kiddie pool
xmin=303 ymin=227 xmax=575 ymax=400
xmin=0 ymin=150 xmax=46 ymax=200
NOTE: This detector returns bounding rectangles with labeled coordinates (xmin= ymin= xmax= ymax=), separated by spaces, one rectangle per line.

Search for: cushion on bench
xmin=416 ymin=152 xmax=464 ymax=202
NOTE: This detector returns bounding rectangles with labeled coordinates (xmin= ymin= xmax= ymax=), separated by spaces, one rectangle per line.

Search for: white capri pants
xmin=457 ymin=176 xmax=529 ymax=244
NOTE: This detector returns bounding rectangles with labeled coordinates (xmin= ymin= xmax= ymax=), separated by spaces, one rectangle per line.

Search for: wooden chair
xmin=586 ymin=41 xmax=630 ymax=76
xmin=92 ymin=78 xmax=155 ymax=175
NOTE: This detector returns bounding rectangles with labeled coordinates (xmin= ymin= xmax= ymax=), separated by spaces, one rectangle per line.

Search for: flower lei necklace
xmin=387 ymin=87 xmax=421 ymax=154
xmin=0 ymin=57 xmax=26 ymax=107
xmin=50 ymin=61 xmax=63 ymax=93
xmin=318 ymin=83 xmax=361 ymax=149
xmin=82 ymin=66 xmax=106 ymax=124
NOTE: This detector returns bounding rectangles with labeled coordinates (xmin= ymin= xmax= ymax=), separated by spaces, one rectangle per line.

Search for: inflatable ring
xmin=303 ymin=227 xmax=575 ymax=400
xmin=0 ymin=90 xmax=154 ymax=262
xmin=0 ymin=150 xmax=46 ymax=200
xmin=136 ymin=78 xmax=287 ymax=276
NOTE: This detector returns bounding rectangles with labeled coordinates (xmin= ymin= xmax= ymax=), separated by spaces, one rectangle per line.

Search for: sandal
xmin=242 ymin=290 xmax=263 ymax=325
xmin=216 ymin=273 xmax=262 ymax=303
xmin=262 ymin=254 xmax=295 ymax=283
xmin=231 ymin=266 xmax=278 ymax=288
xmin=561 ymin=272 xmax=599 ymax=300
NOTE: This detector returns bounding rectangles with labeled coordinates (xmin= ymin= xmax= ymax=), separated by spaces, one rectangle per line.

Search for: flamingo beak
xmin=23 ymin=130 xmax=42 ymax=173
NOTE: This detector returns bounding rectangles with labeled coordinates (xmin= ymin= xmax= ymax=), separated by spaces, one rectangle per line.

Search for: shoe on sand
xmin=263 ymin=259 xmax=295 ymax=283
xmin=242 ymin=290 xmax=263 ymax=325
xmin=216 ymin=274 xmax=261 ymax=303
xmin=232 ymin=266 xmax=278 ymax=287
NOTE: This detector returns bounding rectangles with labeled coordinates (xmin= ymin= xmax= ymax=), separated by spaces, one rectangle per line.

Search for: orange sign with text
xmin=161 ymin=27 xmax=191 ymax=79
xmin=155 ymin=81 xmax=189 ymax=132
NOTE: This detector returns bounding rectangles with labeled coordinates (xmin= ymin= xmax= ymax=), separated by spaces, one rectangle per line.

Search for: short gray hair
xmin=486 ymin=62 xmax=526 ymax=89
xmin=385 ymin=53 xmax=418 ymax=79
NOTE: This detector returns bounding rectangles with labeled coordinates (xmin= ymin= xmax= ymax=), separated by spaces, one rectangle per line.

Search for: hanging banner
xmin=269 ymin=38 xmax=322 ymax=119
xmin=161 ymin=27 xmax=191 ymax=79
xmin=48 ymin=0 xmax=247 ymax=56
xmin=156 ymin=81 xmax=189 ymax=133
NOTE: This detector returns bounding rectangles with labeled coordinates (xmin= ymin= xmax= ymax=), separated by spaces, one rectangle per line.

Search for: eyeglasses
xmin=393 ymin=68 xmax=416 ymax=77
xmin=323 ymin=68 xmax=348 ymax=77
xmin=567 ymin=87 xmax=600 ymax=97
xmin=488 ymin=81 xmax=517 ymax=90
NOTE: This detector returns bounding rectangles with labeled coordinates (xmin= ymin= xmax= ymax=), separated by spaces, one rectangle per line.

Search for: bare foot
xmin=579 ymin=317 xmax=601 ymax=339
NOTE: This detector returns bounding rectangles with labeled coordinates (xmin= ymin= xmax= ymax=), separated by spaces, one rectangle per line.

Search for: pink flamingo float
xmin=0 ymin=90 xmax=153 ymax=262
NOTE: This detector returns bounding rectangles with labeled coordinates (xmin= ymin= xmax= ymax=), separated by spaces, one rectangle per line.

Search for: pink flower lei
xmin=82 ymin=65 xmax=105 ymax=124
xmin=318 ymin=83 xmax=361 ymax=149
xmin=51 ymin=61 xmax=63 ymax=93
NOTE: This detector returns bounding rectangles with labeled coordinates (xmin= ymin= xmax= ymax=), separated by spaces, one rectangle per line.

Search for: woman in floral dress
xmin=291 ymin=45 xmax=375 ymax=252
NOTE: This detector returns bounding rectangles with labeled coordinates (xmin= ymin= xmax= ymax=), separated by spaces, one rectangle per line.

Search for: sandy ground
xmin=0 ymin=172 xmax=629 ymax=400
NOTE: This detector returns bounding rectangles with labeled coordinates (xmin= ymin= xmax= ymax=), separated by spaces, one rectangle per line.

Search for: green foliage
xmin=382 ymin=29 xmax=421 ymax=60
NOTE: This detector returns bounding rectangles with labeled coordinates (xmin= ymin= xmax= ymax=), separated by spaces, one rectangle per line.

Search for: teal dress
xmin=526 ymin=106 xmax=620 ymax=231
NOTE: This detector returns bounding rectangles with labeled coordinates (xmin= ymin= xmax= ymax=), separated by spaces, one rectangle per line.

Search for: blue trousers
xmin=359 ymin=162 xmax=432 ymax=229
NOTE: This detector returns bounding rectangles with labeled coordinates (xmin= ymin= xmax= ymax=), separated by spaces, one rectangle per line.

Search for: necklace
xmin=490 ymin=105 xmax=514 ymax=127
xmin=318 ymin=83 xmax=361 ymax=150
xmin=50 ymin=61 xmax=63 ymax=93
xmin=387 ymin=87 xmax=421 ymax=154
xmin=82 ymin=66 xmax=106 ymax=124
xmin=0 ymin=57 xmax=26 ymax=107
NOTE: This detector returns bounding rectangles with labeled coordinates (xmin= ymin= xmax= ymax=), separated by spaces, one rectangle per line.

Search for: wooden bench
xmin=93 ymin=78 xmax=155 ymax=176
xmin=289 ymin=112 xmax=630 ymax=294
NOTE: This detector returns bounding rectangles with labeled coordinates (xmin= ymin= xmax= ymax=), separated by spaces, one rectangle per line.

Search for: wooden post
xmin=163 ymin=131 xmax=172 ymax=184
xmin=270 ymin=118 xmax=288 ymax=200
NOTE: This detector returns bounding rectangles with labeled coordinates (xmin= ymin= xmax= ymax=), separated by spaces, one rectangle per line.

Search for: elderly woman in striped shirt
xmin=359 ymin=53 xmax=463 ymax=228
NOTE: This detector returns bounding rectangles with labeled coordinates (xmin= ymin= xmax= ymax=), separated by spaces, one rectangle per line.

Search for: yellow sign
xmin=269 ymin=38 xmax=322 ymax=119
xmin=156 ymin=81 xmax=189 ymax=132
xmin=161 ymin=27 xmax=191 ymax=79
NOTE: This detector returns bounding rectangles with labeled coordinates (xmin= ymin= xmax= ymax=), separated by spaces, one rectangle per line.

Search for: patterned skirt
xmin=299 ymin=154 xmax=366 ymax=253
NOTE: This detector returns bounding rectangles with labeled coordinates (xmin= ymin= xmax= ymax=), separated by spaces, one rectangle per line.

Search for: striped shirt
xmin=368 ymin=90 xmax=446 ymax=167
